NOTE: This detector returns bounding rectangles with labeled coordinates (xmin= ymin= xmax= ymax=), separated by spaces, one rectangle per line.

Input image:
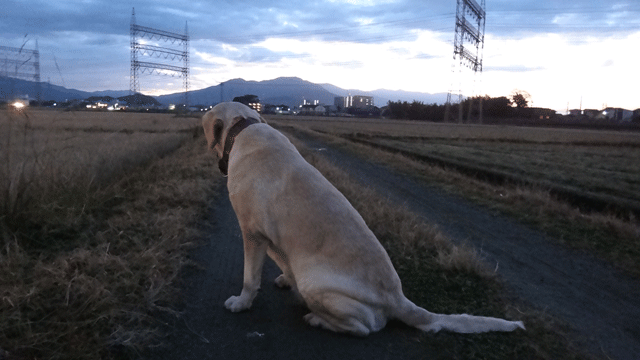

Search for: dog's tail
xmin=395 ymin=298 xmax=525 ymax=334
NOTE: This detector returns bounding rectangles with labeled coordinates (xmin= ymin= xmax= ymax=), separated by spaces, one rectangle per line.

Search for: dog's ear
xmin=202 ymin=111 xmax=225 ymax=152
xmin=211 ymin=119 xmax=224 ymax=150
xmin=259 ymin=115 xmax=268 ymax=124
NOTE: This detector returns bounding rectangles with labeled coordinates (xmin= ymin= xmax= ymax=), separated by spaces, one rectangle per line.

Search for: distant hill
xmin=156 ymin=77 xmax=338 ymax=108
xmin=2 ymin=75 xmax=449 ymax=109
xmin=1 ymin=76 xmax=91 ymax=102
xmin=158 ymin=77 xmax=448 ymax=108
xmin=0 ymin=76 xmax=131 ymax=102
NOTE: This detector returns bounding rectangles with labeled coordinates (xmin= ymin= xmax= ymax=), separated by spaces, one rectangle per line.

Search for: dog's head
xmin=202 ymin=102 xmax=267 ymax=158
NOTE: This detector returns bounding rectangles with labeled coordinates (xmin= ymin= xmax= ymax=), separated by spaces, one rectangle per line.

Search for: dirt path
xmin=148 ymin=190 xmax=432 ymax=360
xmin=290 ymin=130 xmax=640 ymax=360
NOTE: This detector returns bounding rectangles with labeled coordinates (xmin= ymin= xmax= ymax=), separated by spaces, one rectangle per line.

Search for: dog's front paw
xmin=224 ymin=295 xmax=251 ymax=312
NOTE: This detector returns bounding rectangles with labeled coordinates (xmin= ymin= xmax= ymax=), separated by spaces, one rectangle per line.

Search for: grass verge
xmin=283 ymin=131 xmax=593 ymax=360
xmin=0 ymin=126 xmax=221 ymax=359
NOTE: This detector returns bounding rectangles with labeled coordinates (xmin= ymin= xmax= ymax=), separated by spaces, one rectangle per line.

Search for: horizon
xmin=5 ymin=74 xmax=640 ymax=114
xmin=1 ymin=1 xmax=639 ymax=112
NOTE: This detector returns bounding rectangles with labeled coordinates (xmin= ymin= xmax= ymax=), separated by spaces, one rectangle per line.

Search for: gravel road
xmin=150 ymin=129 xmax=640 ymax=360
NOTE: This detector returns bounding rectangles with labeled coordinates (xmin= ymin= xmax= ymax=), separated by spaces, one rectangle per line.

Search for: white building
xmin=334 ymin=95 xmax=374 ymax=109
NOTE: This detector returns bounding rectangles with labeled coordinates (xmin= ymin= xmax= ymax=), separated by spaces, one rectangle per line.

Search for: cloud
xmin=413 ymin=53 xmax=437 ymax=60
xmin=485 ymin=66 xmax=545 ymax=72
xmin=481 ymin=30 xmax=640 ymax=110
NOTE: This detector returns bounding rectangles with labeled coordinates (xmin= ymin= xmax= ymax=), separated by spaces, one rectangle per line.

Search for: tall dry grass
xmin=1 ymin=108 xmax=218 ymax=359
xmin=1 ymin=109 xmax=198 ymax=237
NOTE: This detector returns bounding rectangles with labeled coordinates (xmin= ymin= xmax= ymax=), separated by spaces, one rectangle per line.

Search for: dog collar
xmin=219 ymin=117 xmax=260 ymax=176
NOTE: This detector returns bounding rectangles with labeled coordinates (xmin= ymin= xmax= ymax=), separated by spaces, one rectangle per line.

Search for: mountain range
xmin=0 ymin=76 xmax=130 ymax=103
xmin=1 ymin=76 xmax=448 ymax=108
xmin=158 ymin=77 xmax=448 ymax=108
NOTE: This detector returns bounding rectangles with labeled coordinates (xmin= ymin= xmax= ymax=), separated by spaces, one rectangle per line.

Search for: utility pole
xmin=130 ymin=7 xmax=189 ymax=107
xmin=444 ymin=0 xmax=486 ymax=124
xmin=0 ymin=42 xmax=41 ymax=104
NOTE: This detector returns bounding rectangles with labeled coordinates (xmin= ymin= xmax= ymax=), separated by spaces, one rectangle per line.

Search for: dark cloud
xmin=413 ymin=53 xmax=437 ymax=60
xmin=485 ymin=65 xmax=545 ymax=72
xmin=2 ymin=0 xmax=637 ymax=48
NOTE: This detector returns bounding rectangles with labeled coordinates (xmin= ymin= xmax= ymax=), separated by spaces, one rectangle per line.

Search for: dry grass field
xmin=371 ymin=138 xmax=640 ymax=211
xmin=1 ymin=108 xmax=220 ymax=359
xmin=1 ymin=109 xmax=200 ymax=226
xmin=268 ymin=115 xmax=640 ymax=145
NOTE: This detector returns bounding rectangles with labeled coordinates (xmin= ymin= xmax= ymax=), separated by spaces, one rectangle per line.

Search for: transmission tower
xmin=0 ymin=41 xmax=41 ymax=103
xmin=444 ymin=0 xmax=486 ymax=123
xmin=130 ymin=8 xmax=189 ymax=106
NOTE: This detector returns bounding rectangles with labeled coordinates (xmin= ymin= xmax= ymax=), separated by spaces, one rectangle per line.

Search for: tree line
xmin=385 ymin=91 xmax=560 ymax=124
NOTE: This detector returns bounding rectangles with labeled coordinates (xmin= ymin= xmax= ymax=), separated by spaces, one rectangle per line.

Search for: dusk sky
xmin=1 ymin=0 xmax=639 ymax=112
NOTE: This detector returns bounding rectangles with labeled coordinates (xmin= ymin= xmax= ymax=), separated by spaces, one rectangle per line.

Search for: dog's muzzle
xmin=219 ymin=117 xmax=260 ymax=176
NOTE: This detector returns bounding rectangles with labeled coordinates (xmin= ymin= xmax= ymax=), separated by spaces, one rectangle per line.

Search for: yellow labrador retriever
xmin=203 ymin=102 xmax=524 ymax=336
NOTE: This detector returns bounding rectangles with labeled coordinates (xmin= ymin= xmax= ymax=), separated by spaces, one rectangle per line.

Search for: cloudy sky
xmin=1 ymin=0 xmax=639 ymax=111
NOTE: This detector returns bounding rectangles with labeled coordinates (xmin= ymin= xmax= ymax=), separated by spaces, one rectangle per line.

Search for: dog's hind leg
xmin=267 ymin=245 xmax=293 ymax=289
xmin=302 ymin=291 xmax=387 ymax=336
xmin=224 ymin=231 xmax=268 ymax=312
xmin=303 ymin=312 xmax=372 ymax=336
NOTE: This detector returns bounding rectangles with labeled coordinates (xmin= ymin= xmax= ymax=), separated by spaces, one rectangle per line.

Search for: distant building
xmin=248 ymin=102 xmax=262 ymax=113
xmin=569 ymin=107 xmax=634 ymax=122
xmin=334 ymin=95 xmax=374 ymax=109
xmin=335 ymin=96 xmax=349 ymax=108
xmin=299 ymin=104 xmax=327 ymax=115
xmin=352 ymin=95 xmax=374 ymax=108
xmin=601 ymin=107 xmax=634 ymax=122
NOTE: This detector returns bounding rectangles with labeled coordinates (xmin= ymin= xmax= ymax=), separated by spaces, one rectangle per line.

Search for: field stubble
xmin=0 ymin=108 xmax=220 ymax=359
